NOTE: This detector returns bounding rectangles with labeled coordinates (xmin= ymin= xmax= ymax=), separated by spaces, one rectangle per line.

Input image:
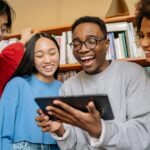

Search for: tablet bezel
xmin=35 ymin=94 xmax=114 ymax=120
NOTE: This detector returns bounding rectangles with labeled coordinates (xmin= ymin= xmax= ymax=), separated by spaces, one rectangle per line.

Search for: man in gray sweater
xmin=36 ymin=16 xmax=150 ymax=150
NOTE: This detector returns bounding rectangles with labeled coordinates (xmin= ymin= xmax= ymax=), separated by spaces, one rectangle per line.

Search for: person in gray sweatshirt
xmin=36 ymin=16 xmax=150 ymax=150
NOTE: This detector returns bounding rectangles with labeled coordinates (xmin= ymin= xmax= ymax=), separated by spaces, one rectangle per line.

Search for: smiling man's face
xmin=72 ymin=22 xmax=109 ymax=74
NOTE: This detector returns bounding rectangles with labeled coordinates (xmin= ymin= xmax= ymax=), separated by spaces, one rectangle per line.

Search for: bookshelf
xmin=8 ymin=16 xmax=135 ymax=39
xmin=6 ymin=15 xmax=150 ymax=73
xmin=59 ymin=58 xmax=150 ymax=72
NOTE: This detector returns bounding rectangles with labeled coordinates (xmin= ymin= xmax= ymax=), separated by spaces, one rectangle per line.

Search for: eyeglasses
xmin=0 ymin=25 xmax=9 ymax=39
xmin=70 ymin=36 xmax=105 ymax=51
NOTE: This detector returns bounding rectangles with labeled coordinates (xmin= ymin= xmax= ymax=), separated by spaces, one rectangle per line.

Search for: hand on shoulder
xmin=19 ymin=27 xmax=37 ymax=46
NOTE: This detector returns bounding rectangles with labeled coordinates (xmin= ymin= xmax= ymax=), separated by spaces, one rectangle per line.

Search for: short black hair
xmin=0 ymin=0 xmax=15 ymax=30
xmin=71 ymin=16 xmax=107 ymax=39
xmin=136 ymin=0 xmax=150 ymax=35
xmin=13 ymin=32 xmax=60 ymax=79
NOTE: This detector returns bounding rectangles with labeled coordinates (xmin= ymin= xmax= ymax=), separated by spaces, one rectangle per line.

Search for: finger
xmin=42 ymin=126 xmax=51 ymax=132
xmin=36 ymin=120 xmax=50 ymax=128
xmin=53 ymin=100 xmax=81 ymax=116
xmin=50 ymin=110 xmax=76 ymax=125
xmin=37 ymin=109 xmax=44 ymax=115
xmin=36 ymin=116 xmax=51 ymax=128
xmin=35 ymin=115 xmax=44 ymax=122
xmin=46 ymin=105 xmax=77 ymax=124
xmin=35 ymin=114 xmax=49 ymax=122
xmin=87 ymin=101 xmax=101 ymax=120
xmin=86 ymin=101 xmax=97 ymax=114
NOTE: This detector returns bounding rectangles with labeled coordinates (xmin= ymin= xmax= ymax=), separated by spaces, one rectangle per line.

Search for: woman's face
xmin=139 ymin=17 xmax=150 ymax=62
xmin=0 ymin=14 xmax=8 ymax=40
xmin=34 ymin=37 xmax=60 ymax=83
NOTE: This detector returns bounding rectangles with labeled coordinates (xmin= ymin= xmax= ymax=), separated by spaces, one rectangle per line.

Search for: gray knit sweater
xmin=56 ymin=61 xmax=150 ymax=150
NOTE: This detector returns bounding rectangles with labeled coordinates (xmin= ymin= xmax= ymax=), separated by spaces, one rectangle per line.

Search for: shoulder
xmin=112 ymin=61 xmax=144 ymax=72
xmin=63 ymin=72 xmax=79 ymax=83
xmin=5 ymin=76 xmax=30 ymax=89
xmin=111 ymin=61 xmax=148 ymax=81
xmin=62 ymin=71 xmax=84 ymax=87
xmin=1 ymin=76 xmax=31 ymax=99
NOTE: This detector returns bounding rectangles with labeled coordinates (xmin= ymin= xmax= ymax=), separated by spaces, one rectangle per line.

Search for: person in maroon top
xmin=0 ymin=0 xmax=34 ymax=96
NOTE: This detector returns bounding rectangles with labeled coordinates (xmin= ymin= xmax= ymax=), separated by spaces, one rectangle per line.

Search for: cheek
xmin=52 ymin=54 xmax=60 ymax=64
xmin=96 ymin=46 xmax=107 ymax=58
xmin=73 ymin=51 xmax=78 ymax=60
xmin=34 ymin=58 xmax=42 ymax=68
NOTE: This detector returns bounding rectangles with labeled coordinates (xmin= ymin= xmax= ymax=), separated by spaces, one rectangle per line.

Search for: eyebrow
xmin=73 ymin=35 xmax=100 ymax=41
xmin=34 ymin=48 xmax=57 ymax=53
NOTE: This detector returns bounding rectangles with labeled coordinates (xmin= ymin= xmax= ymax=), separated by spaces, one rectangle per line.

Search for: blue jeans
xmin=12 ymin=141 xmax=60 ymax=150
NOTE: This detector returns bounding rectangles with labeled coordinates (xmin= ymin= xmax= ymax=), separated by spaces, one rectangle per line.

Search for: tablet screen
xmin=35 ymin=94 xmax=114 ymax=120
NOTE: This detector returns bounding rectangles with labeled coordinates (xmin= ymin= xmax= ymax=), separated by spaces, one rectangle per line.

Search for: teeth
xmin=44 ymin=65 xmax=53 ymax=69
xmin=145 ymin=51 xmax=150 ymax=54
xmin=81 ymin=56 xmax=93 ymax=60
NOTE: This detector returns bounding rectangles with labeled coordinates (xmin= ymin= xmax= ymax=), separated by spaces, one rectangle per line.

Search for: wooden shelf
xmin=5 ymin=25 xmax=71 ymax=39
xmin=59 ymin=63 xmax=82 ymax=72
xmin=104 ymin=15 xmax=135 ymax=23
xmin=6 ymin=15 xmax=135 ymax=40
xmin=59 ymin=58 xmax=150 ymax=72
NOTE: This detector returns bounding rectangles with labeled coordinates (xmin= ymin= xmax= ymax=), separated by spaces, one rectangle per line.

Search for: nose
xmin=78 ymin=43 xmax=90 ymax=53
xmin=44 ymin=55 xmax=51 ymax=63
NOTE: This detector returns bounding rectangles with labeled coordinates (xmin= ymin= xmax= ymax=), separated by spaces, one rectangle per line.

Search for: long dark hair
xmin=0 ymin=0 xmax=15 ymax=31
xmin=13 ymin=32 xmax=60 ymax=79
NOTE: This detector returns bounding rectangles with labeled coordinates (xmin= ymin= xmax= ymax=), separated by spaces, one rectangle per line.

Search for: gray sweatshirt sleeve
xmin=55 ymin=124 xmax=77 ymax=150
xmin=99 ymin=68 xmax=150 ymax=150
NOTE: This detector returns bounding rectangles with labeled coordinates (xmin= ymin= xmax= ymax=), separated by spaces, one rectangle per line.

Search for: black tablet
xmin=35 ymin=94 xmax=114 ymax=121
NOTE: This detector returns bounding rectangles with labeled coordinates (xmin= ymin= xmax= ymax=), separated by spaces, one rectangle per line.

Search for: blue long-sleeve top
xmin=0 ymin=75 xmax=62 ymax=150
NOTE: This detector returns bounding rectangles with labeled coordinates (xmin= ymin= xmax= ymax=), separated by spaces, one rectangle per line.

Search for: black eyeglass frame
xmin=69 ymin=36 xmax=106 ymax=51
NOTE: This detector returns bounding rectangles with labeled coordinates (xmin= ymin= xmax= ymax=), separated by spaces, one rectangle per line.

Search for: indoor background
xmin=7 ymin=0 xmax=138 ymax=34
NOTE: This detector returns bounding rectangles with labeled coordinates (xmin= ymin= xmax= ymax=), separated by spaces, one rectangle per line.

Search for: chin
xmin=84 ymin=67 xmax=99 ymax=75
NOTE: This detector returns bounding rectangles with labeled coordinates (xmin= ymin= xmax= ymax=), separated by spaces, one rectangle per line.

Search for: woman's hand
xmin=35 ymin=109 xmax=65 ymax=137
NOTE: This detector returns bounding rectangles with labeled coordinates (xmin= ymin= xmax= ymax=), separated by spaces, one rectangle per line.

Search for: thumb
xmin=86 ymin=101 xmax=97 ymax=114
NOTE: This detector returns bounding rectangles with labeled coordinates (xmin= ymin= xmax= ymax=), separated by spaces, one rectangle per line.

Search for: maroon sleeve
xmin=0 ymin=42 xmax=24 ymax=96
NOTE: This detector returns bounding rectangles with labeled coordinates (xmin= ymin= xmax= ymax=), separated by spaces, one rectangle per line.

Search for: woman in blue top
xmin=0 ymin=32 xmax=62 ymax=150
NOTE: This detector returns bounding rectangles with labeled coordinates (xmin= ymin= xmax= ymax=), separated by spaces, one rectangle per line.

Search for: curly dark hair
xmin=71 ymin=16 xmax=107 ymax=39
xmin=136 ymin=0 xmax=150 ymax=36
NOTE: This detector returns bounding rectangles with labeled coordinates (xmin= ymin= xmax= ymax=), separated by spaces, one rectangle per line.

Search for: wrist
xmin=54 ymin=125 xmax=65 ymax=137
xmin=89 ymin=122 xmax=102 ymax=138
xmin=90 ymin=129 xmax=101 ymax=138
